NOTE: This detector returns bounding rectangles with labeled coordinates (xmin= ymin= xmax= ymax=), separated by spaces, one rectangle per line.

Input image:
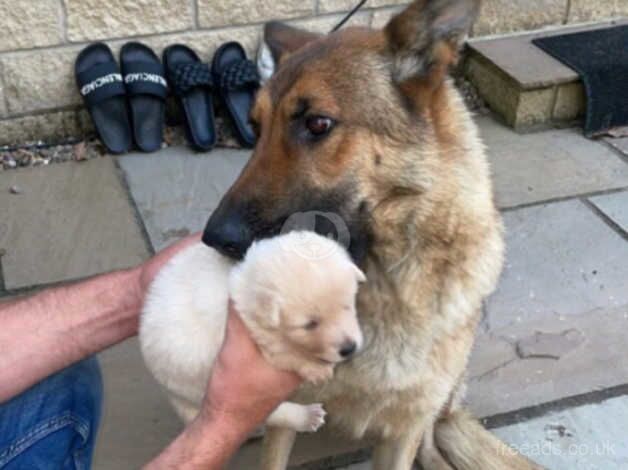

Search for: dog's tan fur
xmin=208 ymin=1 xmax=542 ymax=468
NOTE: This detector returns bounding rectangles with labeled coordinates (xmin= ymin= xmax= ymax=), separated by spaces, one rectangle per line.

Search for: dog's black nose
xmin=202 ymin=209 xmax=252 ymax=260
xmin=339 ymin=340 xmax=357 ymax=358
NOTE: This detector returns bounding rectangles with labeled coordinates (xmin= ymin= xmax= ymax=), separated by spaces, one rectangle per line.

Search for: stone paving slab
xmin=605 ymin=137 xmax=628 ymax=157
xmin=0 ymin=158 xmax=150 ymax=290
xmin=478 ymin=117 xmax=628 ymax=209
xmin=467 ymin=305 xmax=628 ymax=418
xmin=589 ymin=190 xmax=628 ymax=234
xmin=93 ymin=338 xmax=182 ymax=470
xmin=229 ymin=431 xmax=368 ymax=469
xmin=486 ymin=199 xmax=628 ymax=330
xmin=118 ymin=147 xmax=249 ymax=252
xmin=338 ymin=462 xmax=371 ymax=470
xmin=494 ymin=395 xmax=628 ymax=469
xmin=468 ymin=197 xmax=628 ymax=417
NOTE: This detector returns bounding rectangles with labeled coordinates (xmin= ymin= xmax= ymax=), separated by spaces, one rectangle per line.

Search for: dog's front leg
xmin=260 ymin=426 xmax=297 ymax=470
xmin=372 ymin=419 xmax=429 ymax=470
xmin=417 ymin=420 xmax=454 ymax=470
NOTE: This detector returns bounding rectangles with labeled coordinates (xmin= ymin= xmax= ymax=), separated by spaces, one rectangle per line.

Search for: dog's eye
xmin=303 ymin=319 xmax=319 ymax=330
xmin=305 ymin=116 xmax=334 ymax=137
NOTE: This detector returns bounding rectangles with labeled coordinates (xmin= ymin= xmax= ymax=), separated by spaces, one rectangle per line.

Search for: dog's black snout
xmin=202 ymin=210 xmax=252 ymax=260
xmin=339 ymin=340 xmax=357 ymax=358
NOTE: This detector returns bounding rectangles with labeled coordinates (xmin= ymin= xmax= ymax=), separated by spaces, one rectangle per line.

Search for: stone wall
xmin=0 ymin=0 xmax=627 ymax=146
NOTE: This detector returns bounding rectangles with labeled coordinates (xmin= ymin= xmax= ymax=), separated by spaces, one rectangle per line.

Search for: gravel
xmin=0 ymin=118 xmax=241 ymax=173
xmin=1 ymin=138 xmax=107 ymax=172
xmin=0 ymin=81 xmax=486 ymax=172
xmin=456 ymin=76 xmax=489 ymax=114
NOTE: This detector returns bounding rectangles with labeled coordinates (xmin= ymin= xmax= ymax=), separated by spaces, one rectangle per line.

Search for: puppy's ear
xmin=352 ymin=265 xmax=367 ymax=283
xmin=384 ymin=0 xmax=480 ymax=89
xmin=264 ymin=21 xmax=322 ymax=64
xmin=255 ymin=287 xmax=281 ymax=328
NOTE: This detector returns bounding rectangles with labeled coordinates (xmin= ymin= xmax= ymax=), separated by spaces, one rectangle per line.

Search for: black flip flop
xmin=75 ymin=43 xmax=132 ymax=154
xmin=163 ymin=45 xmax=216 ymax=151
xmin=120 ymin=42 xmax=167 ymax=152
xmin=212 ymin=42 xmax=260 ymax=148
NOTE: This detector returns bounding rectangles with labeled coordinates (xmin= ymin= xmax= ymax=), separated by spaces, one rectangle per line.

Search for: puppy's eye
xmin=305 ymin=116 xmax=334 ymax=137
xmin=303 ymin=319 xmax=319 ymax=330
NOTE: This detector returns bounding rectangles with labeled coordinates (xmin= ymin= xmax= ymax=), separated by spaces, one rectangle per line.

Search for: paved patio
xmin=0 ymin=114 xmax=626 ymax=469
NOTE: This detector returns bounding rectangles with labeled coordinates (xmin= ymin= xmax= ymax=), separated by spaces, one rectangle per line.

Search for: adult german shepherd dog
xmin=203 ymin=0 xmax=541 ymax=468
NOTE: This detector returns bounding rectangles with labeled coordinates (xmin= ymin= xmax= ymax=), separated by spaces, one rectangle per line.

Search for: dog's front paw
xmin=298 ymin=403 xmax=326 ymax=432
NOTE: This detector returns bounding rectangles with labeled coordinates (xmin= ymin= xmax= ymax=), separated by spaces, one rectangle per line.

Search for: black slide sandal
xmin=163 ymin=45 xmax=216 ymax=151
xmin=120 ymin=42 xmax=167 ymax=152
xmin=212 ymin=42 xmax=260 ymax=148
xmin=75 ymin=43 xmax=132 ymax=154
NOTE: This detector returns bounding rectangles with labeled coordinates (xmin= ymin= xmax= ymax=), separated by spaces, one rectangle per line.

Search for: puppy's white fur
xmin=140 ymin=231 xmax=364 ymax=432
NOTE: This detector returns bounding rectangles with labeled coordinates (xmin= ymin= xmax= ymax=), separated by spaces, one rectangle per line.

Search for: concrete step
xmin=464 ymin=19 xmax=627 ymax=132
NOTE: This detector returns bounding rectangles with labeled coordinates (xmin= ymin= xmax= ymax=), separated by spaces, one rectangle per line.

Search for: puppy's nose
xmin=339 ymin=340 xmax=357 ymax=358
xmin=202 ymin=208 xmax=252 ymax=260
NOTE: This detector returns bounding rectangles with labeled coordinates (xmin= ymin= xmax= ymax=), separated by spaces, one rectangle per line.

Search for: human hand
xmin=147 ymin=308 xmax=300 ymax=468
xmin=198 ymin=303 xmax=302 ymax=431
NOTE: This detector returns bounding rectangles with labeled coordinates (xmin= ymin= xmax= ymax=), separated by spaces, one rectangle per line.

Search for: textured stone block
xmin=474 ymin=0 xmax=568 ymax=36
xmin=0 ymin=109 xmax=92 ymax=147
xmin=552 ymin=82 xmax=585 ymax=121
xmin=515 ymin=87 xmax=556 ymax=130
xmin=134 ymin=26 xmax=262 ymax=64
xmin=465 ymin=24 xmax=607 ymax=130
xmin=468 ymin=33 xmax=578 ymax=90
xmin=1 ymin=46 xmax=83 ymax=114
xmin=464 ymin=54 xmax=521 ymax=127
xmin=568 ymin=0 xmax=628 ymax=23
xmin=65 ymin=0 xmax=193 ymax=42
xmin=197 ymin=0 xmax=314 ymax=28
xmin=0 ymin=158 xmax=150 ymax=289
xmin=289 ymin=10 xmax=371 ymax=34
xmin=319 ymin=0 xmax=408 ymax=13
xmin=0 ymin=0 xmax=63 ymax=52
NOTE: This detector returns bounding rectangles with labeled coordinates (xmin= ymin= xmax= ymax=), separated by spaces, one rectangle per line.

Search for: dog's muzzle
xmin=202 ymin=207 xmax=253 ymax=260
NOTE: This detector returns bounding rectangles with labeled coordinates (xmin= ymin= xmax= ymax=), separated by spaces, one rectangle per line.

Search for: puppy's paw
xmin=299 ymin=364 xmax=334 ymax=384
xmin=298 ymin=403 xmax=326 ymax=432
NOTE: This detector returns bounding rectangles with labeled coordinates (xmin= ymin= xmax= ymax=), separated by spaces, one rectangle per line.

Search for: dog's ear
xmin=384 ymin=0 xmax=480 ymax=86
xmin=255 ymin=287 xmax=281 ymax=328
xmin=264 ymin=21 xmax=322 ymax=64
xmin=352 ymin=265 xmax=367 ymax=283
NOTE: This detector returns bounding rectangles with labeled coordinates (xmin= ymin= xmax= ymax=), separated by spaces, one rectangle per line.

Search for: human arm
xmin=0 ymin=233 xmax=300 ymax=469
xmin=0 ymin=234 xmax=200 ymax=403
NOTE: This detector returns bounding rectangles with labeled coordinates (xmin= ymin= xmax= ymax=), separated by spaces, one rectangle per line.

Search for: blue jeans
xmin=0 ymin=358 xmax=103 ymax=469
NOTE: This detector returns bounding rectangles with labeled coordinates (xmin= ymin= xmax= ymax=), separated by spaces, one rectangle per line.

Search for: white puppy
xmin=139 ymin=231 xmax=365 ymax=432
